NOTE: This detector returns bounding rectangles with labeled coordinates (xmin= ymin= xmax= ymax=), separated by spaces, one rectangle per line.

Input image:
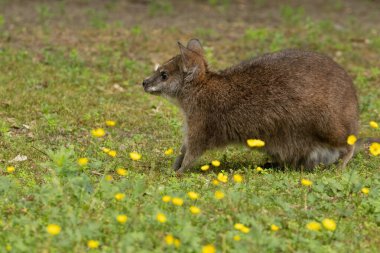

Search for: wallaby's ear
xmin=186 ymin=38 xmax=203 ymax=56
xmin=178 ymin=40 xmax=204 ymax=83
xmin=178 ymin=41 xmax=192 ymax=72
xmin=178 ymin=41 xmax=187 ymax=59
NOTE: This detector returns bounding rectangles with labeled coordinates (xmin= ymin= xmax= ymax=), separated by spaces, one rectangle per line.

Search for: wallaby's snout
xmin=141 ymin=73 xmax=161 ymax=95
xmin=142 ymin=77 xmax=154 ymax=92
xmin=141 ymin=77 xmax=152 ymax=93
xmin=142 ymin=79 xmax=148 ymax=88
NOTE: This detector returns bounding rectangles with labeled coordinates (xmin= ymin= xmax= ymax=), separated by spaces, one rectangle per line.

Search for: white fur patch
xmin=154 ymin=63 xmax=160 ymax=71
xmin=308 ymin=147 xmax=340 ymax=166
xmin=146 ymin=86 xmax=159 ymax=92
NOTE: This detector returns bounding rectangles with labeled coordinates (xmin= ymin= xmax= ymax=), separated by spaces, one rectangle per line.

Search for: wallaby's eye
xmin=161 ymin=71 xmax=168 ymax=81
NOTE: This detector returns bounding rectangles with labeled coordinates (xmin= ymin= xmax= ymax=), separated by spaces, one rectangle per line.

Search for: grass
xmin=0 ymin=1 xmax=380 ymax=252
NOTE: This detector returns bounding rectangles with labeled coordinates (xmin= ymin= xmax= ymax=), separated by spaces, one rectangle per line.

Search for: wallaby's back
xmin=181 ymin=49 xmax=359 ymax=168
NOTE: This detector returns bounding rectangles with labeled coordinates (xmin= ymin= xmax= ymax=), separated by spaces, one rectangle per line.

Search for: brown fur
xmin=142 ymin=39 xmax=359 ymax=173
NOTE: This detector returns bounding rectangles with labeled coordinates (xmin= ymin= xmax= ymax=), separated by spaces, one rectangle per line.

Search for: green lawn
xmin=0 ymin=1 xmax=380 ymax=252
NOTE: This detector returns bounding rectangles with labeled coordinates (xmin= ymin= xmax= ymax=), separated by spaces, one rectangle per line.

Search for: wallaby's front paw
xmin=175 ymin=170 xmax=185 ymax=177
xmin=176 ymin=167 xmax=185 ymax=174
xmin=173 ymin=155 xmax=184 ymax=171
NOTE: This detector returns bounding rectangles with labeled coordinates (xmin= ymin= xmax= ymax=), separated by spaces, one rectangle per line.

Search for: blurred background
xmin=1 ymin=0 xmax=380 ymax=74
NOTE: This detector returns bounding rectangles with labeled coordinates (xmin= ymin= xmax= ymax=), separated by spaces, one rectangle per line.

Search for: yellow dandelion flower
xmin=361 ymin=187 xmax=370 ymax=194
xmin=46 ymin=224 xmax=61 ymax=236
xmin=101 ymin=147 xmax=110 ymax=153
xmin=202 ymin=244 xmax=216 ymax=253
xmin=234 ymin=223 xmax=244 ymax=230
xmin=256 ymin=167 xmax=263 ymax=173
xmin=234 ymin=223 xmax=250 ymax=233
xmin=114 ymin=193 xmax=126 ymax=201
xmin=165 ymin=234 xmax=174 ymax=245
xmin=77 ymin=157 xmax=89 ymax=166
xmin=233 ymin=174 xmax=243 ymax=183
xmin=87 ymin=240 xmax=100 ymax=249
xmin=306 ymin=221 xmax=321 ymax=231
xmin=211 ymin=160 xmax=221 ymax=167
xmin=240 ymin=226 xmax=250 ymax=234
xmin=156 ymin=213 xmax=167 ymax=223
xmin=233 ymin=235 xmax=241 ymax=241
xmin=212 ymin=179 xmax=219 ymax=186
xmin=164 ymin=148 xmax=174 ymax=155
xmin=116 ymin=168 xmax=127 ymax=176
xmin=322 ymin=218 xmax=336 ymax=231
xmin=217 ymin=173 xmax=228 ymax=183
xmin=189 ymin=206 xmax=201 ymax=215
xmin=301 ymin=179 xmax=313 ymax=187
xmin=172 ymin=197 xmax=184 ymax=206
xmin=187 ymin=191 xmax=199 ymax=200
xmin=105 ymin=120 xmax=116 ymax=127
xmin=201 ymin=165 xmax=210 ymax=171
xmin=129 ymin=151 xmax=142 ymax=161
xmin=369 ymin=121 xmax=379 ymax=129
xmin=247 ymin=139 xmax=265 ymax=147
xmin=116 ymin=214 xmax=128 ymax=224
xmin=174 ymin=239 xmax=181 ymax=248
xmin=5 ymin=244 xmax=11 ymax=252
xmin=162 ymin=195 xmax=171 ymax=202
xmin=108 ymin=150 xmax=117 ymax=157
xmin=369 ymin=142 xmax=380 ymax=156
xmin=271 ymin=224 xmax=280 ymax=231
xmin=214 ymin=191 xmax=225 ymax=200
xmin=105 ymin=175 xmax=113 ymax=181
xmin=347 ymin=135 xmax=357 ymax=145
xmin=91 ymin=128 xmax=106 ymax=138
xmin=6 ymin=166 xmax=15 ymax=173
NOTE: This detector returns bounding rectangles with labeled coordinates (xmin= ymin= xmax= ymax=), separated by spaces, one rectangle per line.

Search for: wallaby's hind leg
xmin=341 ymin=146 xmax=354 ymax=169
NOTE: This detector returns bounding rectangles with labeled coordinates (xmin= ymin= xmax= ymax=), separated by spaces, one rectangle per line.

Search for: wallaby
xmin=142 ymin=39 xmax=367 ymax=174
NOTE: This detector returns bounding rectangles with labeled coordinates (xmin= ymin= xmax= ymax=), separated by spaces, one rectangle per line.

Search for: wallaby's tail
xmin=354 ymin=137 xmax=380 ymax=155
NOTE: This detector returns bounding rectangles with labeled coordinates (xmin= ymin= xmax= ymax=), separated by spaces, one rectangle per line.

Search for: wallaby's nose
xmin=142 ymin=79 xmax=148 ymax=87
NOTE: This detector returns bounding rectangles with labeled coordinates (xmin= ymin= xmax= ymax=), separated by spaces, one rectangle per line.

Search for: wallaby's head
xmin=142 ymin=39 xmax=207 ymax=98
